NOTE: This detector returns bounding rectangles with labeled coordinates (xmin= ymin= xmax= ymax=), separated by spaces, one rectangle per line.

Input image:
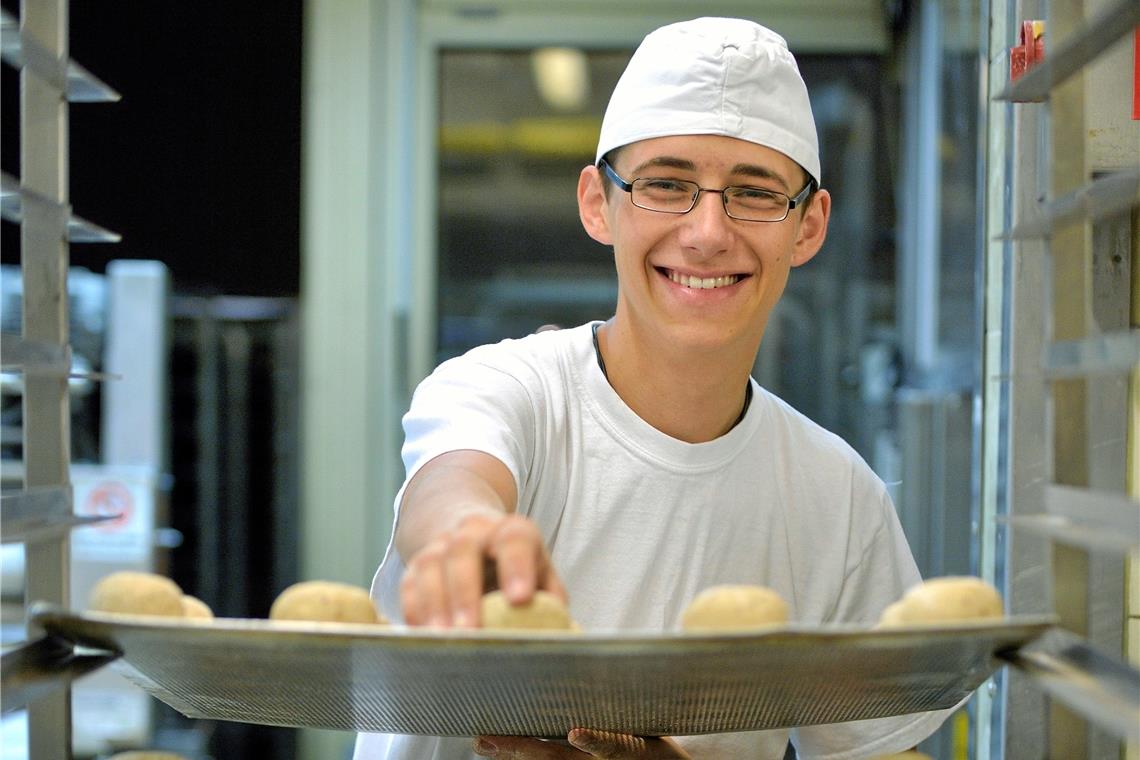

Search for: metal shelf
xmin=1 ymin=331 xmax=123 ymax=382
xmin=1001 ymin=627 xmax=1140 ymax=743
xmin=0 ymin=333 xmax=70 ymax=376
xmin=1044 ymin=329 xmax=1140 ymax=379
xmin=1 ymin=636 xmax=120 ymax=715
xmin=0 ymin=485 xmax=119 ymax=544
xmin=0 ymin=173 xmax=121 ymax=244
xmin=997 ymin=168 xmax=1139 ymax=240
xmin=1001 ymin=514 xmax=1139 ymax=554
xmin=993 ymin=0 xmax=1140 ymax=102
xmin=2 ymin=3 xmax=115 ymax=750
xmin=1000 ymin=485 xmax=1140 ymax=554
xmin=0 ymin=9 xmax=120 ymax=103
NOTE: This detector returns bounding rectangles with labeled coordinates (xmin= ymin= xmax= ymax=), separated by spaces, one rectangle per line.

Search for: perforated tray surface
xmin=34 ymin=606 xmax=1051 ymax=737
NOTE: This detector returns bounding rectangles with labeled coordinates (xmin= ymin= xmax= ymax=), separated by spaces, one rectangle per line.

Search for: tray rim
xmin=28 ymin=603 xmax=1060 ymax=736
xmin=32 ymin=603 xmax=1058 ymax=652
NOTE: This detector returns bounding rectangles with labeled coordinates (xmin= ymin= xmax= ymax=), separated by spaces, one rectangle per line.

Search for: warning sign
xmin=82 ymin=481 xmax=135 ymax=531
xmin=70 ymin=464 xmax=157 ymax=564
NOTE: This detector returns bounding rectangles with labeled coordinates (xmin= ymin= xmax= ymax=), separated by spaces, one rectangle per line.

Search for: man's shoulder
xmin=450 ymin=322 xmax=590 ymax=362
xmin=756 ymin=388 xmax=855 ymax=454
xmin=426 ymin=322 xmax=594 ymax=393
xmin=754 ymin=386 xmax=881 ymax=485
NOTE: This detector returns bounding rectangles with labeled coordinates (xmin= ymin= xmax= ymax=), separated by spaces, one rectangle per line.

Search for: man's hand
xmin=394 ymin=449 xmax=566 ymax=628
xmin=400 ymin=510 xmax=566 ymax=628
xmin=472 ymin=730 xmax=691 ymax=759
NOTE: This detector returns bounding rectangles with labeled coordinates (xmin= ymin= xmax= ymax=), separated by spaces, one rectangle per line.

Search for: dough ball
xmin=480 ymin=590 xmax=574 ymax=630
xmin=878 ymin=576 xmax=1003 ymax=628
xmin=681 ymin=585 xmax=788 ymax=632
xmin=89 ymin=572 xmax=184 ymax=618
xmin=878 ymin=600 xmax=908 ymax=627
xmin=269 ymin=580 xmax=383 ymax=624
xmin=180 ymin=595 xmax=214 ymax=620
xmin=108 ymin=753 xmax=192 ymax=760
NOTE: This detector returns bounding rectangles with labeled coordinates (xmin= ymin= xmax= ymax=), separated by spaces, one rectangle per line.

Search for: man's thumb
xmin=567 ymin=728 xmax=647 ymax=758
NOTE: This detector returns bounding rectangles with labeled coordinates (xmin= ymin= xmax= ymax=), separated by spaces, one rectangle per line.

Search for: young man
xmin=354 ymin=17 xmax=949 ymax=760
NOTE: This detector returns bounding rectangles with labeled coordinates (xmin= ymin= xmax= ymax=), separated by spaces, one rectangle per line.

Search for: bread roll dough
xmin=878 ymin=576 xmax=1003 ymax=627
xmin=180 ymin=595 xmax=214 ymax=620
xmin=680 ymin=585 xmax=788 ymax=631
xmin=269 ymin=580 xmax=383 ymax=624
xmin=480 ymin=590 xmax=574 ymax=630
xmin=89 ymin=572 xmax=184 ymax=618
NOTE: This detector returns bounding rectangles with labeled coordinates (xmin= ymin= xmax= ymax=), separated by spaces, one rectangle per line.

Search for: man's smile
xmin=658 ymin=267 xmax=749 ymax=290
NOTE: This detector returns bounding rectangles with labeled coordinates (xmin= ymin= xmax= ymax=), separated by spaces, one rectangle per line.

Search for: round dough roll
xmin=480 ymin=590 xmax=574 ymax=630
xmin=89 ymin=572 xmax=184 ymax=618
xmin=180 ymin=595 xmax=214 ymax=620
xmin=878 ymin=576 xmax=1003 ymax=627
xmin=269 ymin=580 xmax=383 ymax=624
xmin=681 ymin=585 xmax=788 ymax=632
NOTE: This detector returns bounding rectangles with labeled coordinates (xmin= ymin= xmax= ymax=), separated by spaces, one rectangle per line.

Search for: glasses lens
xmin=631 ymin=178 xmax=698 ymax=213
xmin=725 ymin=187 xmax=789 ymax=222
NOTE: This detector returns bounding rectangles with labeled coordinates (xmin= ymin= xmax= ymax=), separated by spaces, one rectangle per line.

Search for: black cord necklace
xmin=591 ymin=322 xmax=610 ymax=379
xmin=591 ymin=322 xmax=752 ymax=426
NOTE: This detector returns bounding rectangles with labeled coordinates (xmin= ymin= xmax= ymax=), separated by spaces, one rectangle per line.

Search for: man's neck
xmin=594 ymin=319 xmax=758 ymax=443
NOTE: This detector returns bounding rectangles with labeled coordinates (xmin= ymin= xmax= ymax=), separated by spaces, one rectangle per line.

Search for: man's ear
xmin=791 ymin=187 xmax=831 ymax=267
xmin=578 ymin=165 xmax=613 ymax=245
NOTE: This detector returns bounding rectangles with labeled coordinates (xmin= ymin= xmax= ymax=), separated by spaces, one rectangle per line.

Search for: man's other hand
xmin=472 ymin=730 xmax=691 ymax=759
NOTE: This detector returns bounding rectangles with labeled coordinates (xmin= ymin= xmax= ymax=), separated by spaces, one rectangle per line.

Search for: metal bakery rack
xmin=3 ymin=0 xmax=1140 ymax=757
xmin=0 ymin=2 xmax=121 ymax=758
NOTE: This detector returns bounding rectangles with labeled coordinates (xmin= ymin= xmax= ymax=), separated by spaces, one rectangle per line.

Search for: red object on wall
xmin=1132 ymin=27 xmax=1138 ymax=120
xmin=1010 ymin=20 xmax=1046 ymax=90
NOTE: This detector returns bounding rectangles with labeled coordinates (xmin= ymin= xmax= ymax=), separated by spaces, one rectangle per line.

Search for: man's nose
xmin=680 ymin=189 xmax=734 ymax=253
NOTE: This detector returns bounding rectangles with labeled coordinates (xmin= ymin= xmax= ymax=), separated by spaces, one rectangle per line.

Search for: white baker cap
xmin=596 ymin=17 xmax=821 ymax=186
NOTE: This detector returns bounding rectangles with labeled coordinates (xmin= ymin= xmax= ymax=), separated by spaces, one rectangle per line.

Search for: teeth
xmin=668 ymin=271 xmax=740 ymax=289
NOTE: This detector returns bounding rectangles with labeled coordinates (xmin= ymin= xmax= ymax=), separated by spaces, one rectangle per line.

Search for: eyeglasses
xmin=598 ymin=159 xmax=814 ymax=223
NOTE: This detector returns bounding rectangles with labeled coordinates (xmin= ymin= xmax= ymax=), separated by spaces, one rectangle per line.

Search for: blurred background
xmin=1 ymin=1 xmax=1136 ymax=759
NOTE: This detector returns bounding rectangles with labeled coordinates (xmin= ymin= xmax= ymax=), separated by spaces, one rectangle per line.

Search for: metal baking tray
xmin=33 ymin=605 xmax=1052 ymax=737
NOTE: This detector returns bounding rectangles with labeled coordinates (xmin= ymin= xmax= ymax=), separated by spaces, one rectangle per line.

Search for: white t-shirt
xmin=354 ymin=322 xmax=949 ymax=760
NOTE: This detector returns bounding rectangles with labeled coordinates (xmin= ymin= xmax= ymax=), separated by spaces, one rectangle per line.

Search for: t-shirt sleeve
xmin=368 ymin=351 xmax=540 ymax=623
xmin=794 ymin=481 xmax=954 ymax=757
xmin=399 ymin=354 xmax=538 ymax=492
xmin=827 ymin=484 xmax=922 ymax=624
xmin=792 ymin=708 xmax=952 ymax=760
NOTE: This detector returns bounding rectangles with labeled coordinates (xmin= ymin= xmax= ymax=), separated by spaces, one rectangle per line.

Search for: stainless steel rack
xmin=0 ymin=2 xmax=121 ymax=757
xmin=984 ymin=0 xmax=1140 ymax=756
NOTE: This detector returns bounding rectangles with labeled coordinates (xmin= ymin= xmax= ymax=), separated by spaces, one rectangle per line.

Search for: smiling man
xmin=354 ymin=17 xmax=949 ymax=760
xmin=580 ymin=133 xmax=827 ymax=446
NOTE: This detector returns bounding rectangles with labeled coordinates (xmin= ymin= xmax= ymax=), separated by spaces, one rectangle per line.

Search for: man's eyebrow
xmin=729 ymin=163 xmax=789 ymax=190
xmin=630 ymin=156 xmax=696 ymax=174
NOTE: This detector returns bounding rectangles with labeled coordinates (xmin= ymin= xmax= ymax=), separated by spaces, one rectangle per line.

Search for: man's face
xmin=579 ymin=134 xmax=830 ymax=357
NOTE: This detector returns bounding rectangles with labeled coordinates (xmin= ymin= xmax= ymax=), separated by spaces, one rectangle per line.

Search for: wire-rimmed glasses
xmin=598 ymin=159 xmax=813 ymax=223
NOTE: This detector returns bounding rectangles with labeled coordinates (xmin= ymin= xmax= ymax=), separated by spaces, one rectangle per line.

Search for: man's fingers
xmin=473 ymin=735 xmax=585 ymax=759
xmin=397 ymin=572 xmax=419 ymax=625
xmin=567 ymin=729 xmax=647 ymax=758
xmin=489 ymin=515 xmax=543 ymax=603
xmin=402 ymin=512 xmax=567 ymax=628
xmin=567 ymin=729 xmax=690 ymax=759
xmin=403 ymin=540 xmax=451 ymax=626
xmin=444 ymin=530 xmax=486 ymax=627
